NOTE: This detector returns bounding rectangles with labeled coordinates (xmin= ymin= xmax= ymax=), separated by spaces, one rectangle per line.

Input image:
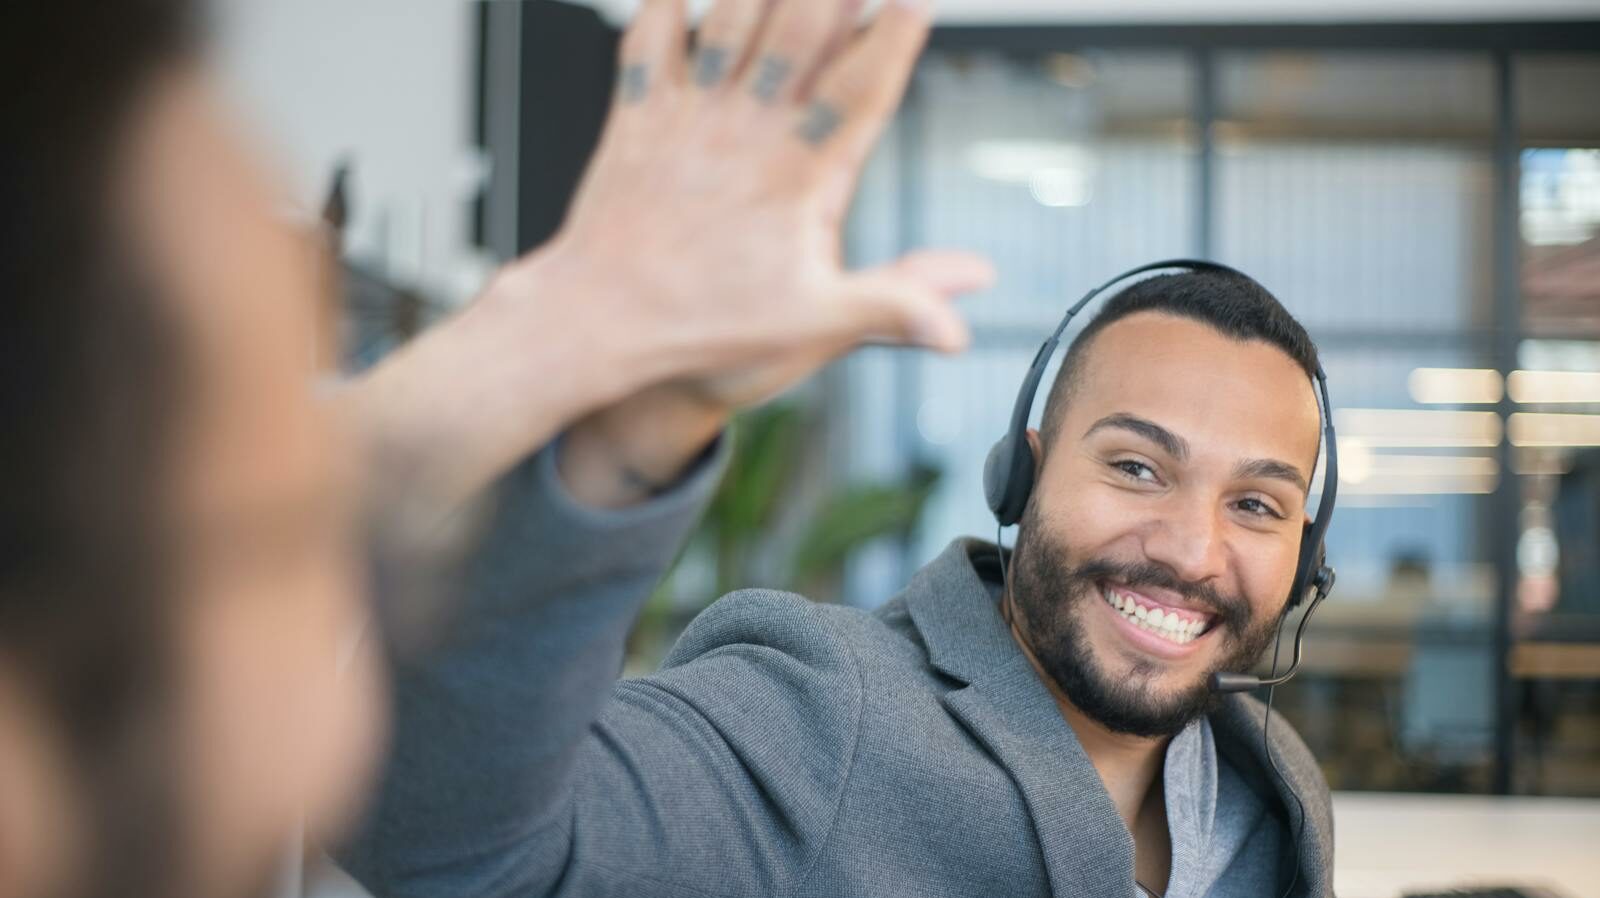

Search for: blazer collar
xmin=903 ymin=538 xmax=1136 ymax=897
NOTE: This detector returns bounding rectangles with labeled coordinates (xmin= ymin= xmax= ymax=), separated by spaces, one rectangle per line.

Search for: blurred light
xmin=1337 ymin=437 xmax=1373 ymax=485
xmin=1334 ymin=408 xmax=1503 ymax=448
xmin=1029 ymin=168 xmax=1093 ymax=208
xmin=1508 ymin=370 xmax=1600 ymax=404
xmin=1338 ymin=474 xmax=1498 ymax=496
xmin=1407 ymin=367 xmax=1503 ymax=405
xmin=1508 ymin=412 xmax=1600 ymax=447
xmin=1356 ymin=455 xmax=1497 ymax=477
xmin=1337 ymin=449 xmax=1499 ymax=495
xmin=966 ymin=141 xmax=1094 ymax=184
xmin=1512 ymin=448 xmax=1572 ymax=476
xmin=915 ymin=397 xmax=963 ymax=446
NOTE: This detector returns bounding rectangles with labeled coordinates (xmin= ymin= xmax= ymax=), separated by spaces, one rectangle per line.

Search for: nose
xmin=1141 ymin=491 xmax=1228 ymax=587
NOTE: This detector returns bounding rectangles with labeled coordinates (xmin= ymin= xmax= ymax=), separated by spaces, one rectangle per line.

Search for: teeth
xmin=1101 ymin=585 xmax=1208 ymax=647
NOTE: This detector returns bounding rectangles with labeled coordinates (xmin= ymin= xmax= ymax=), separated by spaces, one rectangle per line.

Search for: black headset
xmin=981 ymin=259 xmax=1339 ymax=693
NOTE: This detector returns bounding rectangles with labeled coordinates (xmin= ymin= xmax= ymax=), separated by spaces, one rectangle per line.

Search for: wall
xmin=209 ymin=0 xmax=494 ymax=305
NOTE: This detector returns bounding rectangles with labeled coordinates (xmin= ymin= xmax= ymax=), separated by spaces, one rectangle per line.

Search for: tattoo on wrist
xmin=798 ymin=102 xmax=843 ymax=145
xmin=694 ymin=46 xmax=731 ymax=88
xmin=619 ymin=63 xmax=650 ymax=104
xmin=752 ymin=55 xmax=793 ymax=104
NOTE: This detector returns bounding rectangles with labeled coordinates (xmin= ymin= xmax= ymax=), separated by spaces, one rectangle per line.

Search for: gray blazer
xmin=340 ymin=444 xmax=1334 ymax=897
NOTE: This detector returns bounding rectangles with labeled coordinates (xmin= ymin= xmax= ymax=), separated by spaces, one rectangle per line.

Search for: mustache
xmin=1066 ymin=556 xmax=1252 ymax=632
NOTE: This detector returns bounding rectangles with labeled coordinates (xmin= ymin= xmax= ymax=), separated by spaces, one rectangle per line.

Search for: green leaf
xmin=788 ymin=465 xmax=941 ymax=586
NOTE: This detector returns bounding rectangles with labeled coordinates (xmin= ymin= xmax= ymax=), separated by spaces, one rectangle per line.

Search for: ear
xmin=1024 ymin=427 xmax=1044 ymax=467
xmin=0 ymin=671 xmax=74 ymax=898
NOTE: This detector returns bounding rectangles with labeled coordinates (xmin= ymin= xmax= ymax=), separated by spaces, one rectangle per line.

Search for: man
xmin=343 ymin=276 xmax=1336 ymax=898
xmin=340 ymin=248 xmax=1337 ymax=890
xmin=0 ymin=0 xmax=984 ymax=897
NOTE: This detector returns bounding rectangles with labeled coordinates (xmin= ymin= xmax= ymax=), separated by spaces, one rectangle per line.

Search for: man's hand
xmin=353 ymin=0 xmax=993 ymax=511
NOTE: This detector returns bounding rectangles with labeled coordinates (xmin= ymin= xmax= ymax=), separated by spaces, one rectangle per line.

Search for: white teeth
xmin=1102 ymin=586 xmax=1208 ymax=647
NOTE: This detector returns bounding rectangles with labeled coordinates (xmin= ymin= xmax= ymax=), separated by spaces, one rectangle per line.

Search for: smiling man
xmin=346 ymin=256 xmax=1337 ymax=898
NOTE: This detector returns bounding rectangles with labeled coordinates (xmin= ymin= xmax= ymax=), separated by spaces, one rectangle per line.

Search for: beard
xmin=1007 ymin=501 xmax=1283 ymax=738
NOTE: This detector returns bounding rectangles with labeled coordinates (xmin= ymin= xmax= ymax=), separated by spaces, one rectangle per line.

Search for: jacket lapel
xmin=905 ymin=539 xmax=1136 ymax=898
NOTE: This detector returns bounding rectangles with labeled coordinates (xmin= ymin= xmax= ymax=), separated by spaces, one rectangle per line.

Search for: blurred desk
xmin=1513 ymin=643 xmax=1600 ymax=679
xmin=1333 ymin=792 xmax=1600 ymax=898
xmin=1294 ymin=632 xmax=1600 ymax=681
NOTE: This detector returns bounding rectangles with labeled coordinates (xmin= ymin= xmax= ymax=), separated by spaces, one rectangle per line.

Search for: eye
xmin=1110 ymin=459 xmax=1159 ymax=484
xmin=1236 ymin=496 xmax=1286 ymax=520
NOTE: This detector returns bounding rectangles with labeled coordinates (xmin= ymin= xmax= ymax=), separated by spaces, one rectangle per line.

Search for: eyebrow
xmin=1084 ymin=412 xmax=1310 ymax=493
xmin=1084 ymin=413 xmax=1189 ymax=461
xmin=1232 ymin=458 xmax=1309 ymax=493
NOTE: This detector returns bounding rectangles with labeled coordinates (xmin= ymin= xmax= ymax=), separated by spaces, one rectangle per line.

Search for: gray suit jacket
xmin=340 ymin=444 xmax=1334 ymax=897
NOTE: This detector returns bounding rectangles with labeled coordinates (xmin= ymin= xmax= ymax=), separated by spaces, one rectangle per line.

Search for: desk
xmin=1334 ymin=792 xmax=1600 ymax=898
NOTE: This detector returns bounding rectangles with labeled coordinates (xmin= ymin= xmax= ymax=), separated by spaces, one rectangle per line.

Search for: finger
xmin=829 ymin=252 xmax=993 ymax=352
xmin=616 ymin=0 xmax=688 ymax=106
xmin=692 ymin=0 xmax=767 ymax=91
xmin=797 ymin=0 xmax=931 ymax=158
xmin=739 ymin=0 xmax=856 ymax=105
xmin=793 ymin=0 xmax=866 ymax=100
xmin=889 ymin=249 xmax=998 ymax=297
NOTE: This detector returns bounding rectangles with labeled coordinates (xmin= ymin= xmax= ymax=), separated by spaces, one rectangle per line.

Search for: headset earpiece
xmin=1287 ymin=523 xmax=1332 ymax=609
xmin=983 ymin=434 xmax=1034 ymax=527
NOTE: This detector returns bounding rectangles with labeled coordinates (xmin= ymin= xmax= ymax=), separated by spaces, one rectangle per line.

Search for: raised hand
xmin=540 ymin=0 xmax=992 ymax=411
xmin=354 ymin=0 xmax=992 ymax=510
xmin=546 ymin=0 xmax=994 ymax=505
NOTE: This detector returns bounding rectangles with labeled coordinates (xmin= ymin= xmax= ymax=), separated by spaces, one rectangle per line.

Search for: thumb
xmin=831 ymin=250 xmax=993 ymax=352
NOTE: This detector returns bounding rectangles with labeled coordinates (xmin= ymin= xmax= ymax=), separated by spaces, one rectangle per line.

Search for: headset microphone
xmin=1209 ymin=561 xmax=1336 ymax=694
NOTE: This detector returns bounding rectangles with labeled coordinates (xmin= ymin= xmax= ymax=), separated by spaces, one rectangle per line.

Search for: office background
xmin=486 ymin=7 xmax=1600 ymax=800
xmin=216 ymin=0 xmax=1600 ymax=830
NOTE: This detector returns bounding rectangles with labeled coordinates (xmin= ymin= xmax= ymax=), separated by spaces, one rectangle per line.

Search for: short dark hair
xmin=1 ymin=2 xmax=198 ymax=895
xmin=1039 ymin=269 xmax=1320 ymax=440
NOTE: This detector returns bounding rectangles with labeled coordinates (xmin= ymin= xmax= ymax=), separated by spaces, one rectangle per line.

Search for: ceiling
xmin=581 ymin=0 xmax=1600 ymax=26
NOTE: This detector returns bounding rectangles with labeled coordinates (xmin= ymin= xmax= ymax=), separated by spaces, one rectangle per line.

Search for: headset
xmin=982 ymin=259 xmax=1338 ymax=898
xmin=983 ymin=258 xmax=1338 ymax=689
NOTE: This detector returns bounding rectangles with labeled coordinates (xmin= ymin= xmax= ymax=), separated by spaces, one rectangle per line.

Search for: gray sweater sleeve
xmin=338 ymin=442 xmax=863 ymax=898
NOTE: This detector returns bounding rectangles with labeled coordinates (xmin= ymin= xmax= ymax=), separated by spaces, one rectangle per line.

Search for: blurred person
xmin=340 ymin=10 xmax=1335 ymax=898
xmin=0 ymin=1 xmax=986 ymax=897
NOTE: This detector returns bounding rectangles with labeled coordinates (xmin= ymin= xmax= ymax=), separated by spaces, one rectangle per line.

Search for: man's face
xmin=112 ymin=71 xmax=382 ymax=898
xmin=1008 ymin=311 xmax=1322 ymax=738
